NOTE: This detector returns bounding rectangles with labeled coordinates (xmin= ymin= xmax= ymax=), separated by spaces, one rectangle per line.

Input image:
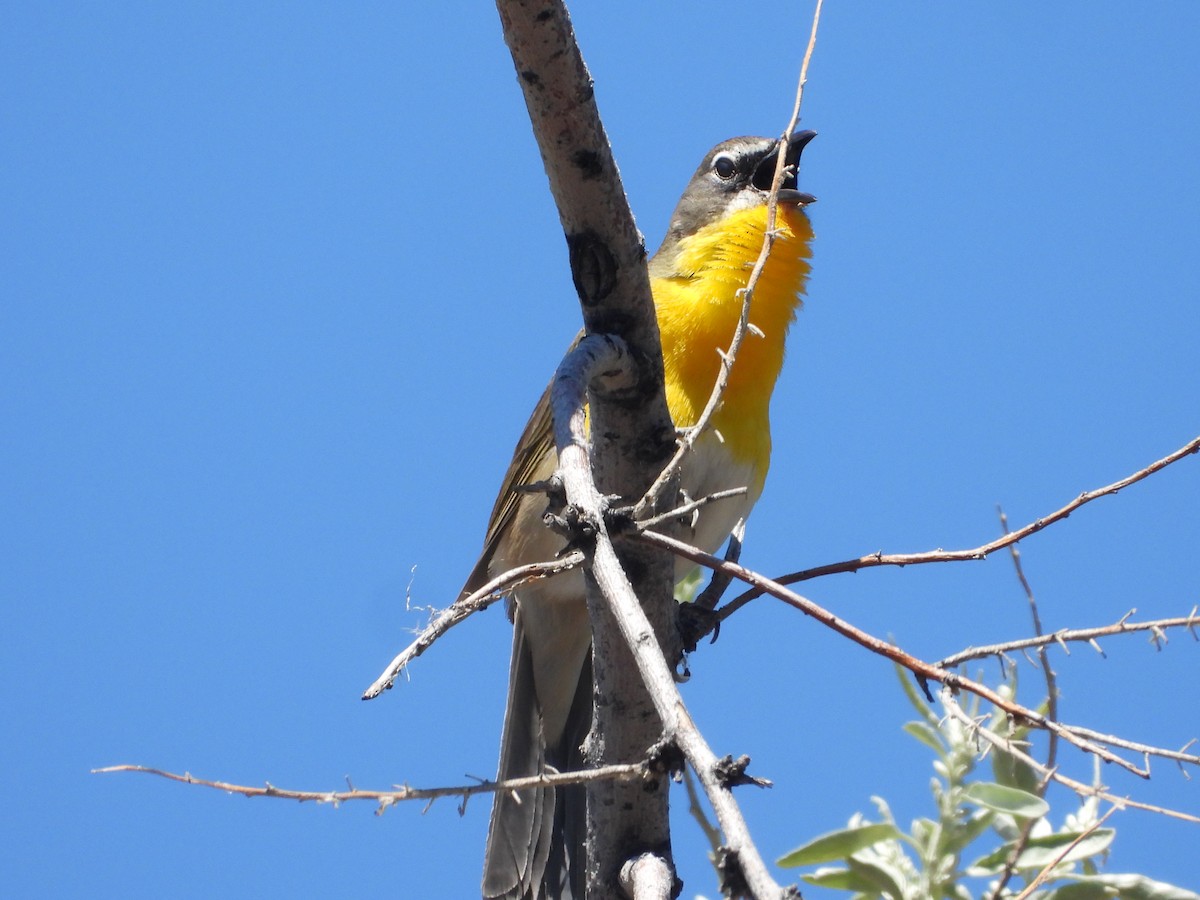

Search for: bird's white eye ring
xmin=712 ymin=153 xmax=736 ymax=179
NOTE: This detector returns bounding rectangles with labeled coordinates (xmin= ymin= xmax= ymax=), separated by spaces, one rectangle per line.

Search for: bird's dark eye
xmin=713 ymin=154 xmax=736 ymax=180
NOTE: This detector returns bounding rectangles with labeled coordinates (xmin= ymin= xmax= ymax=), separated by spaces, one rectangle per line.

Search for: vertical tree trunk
xmin=494 ymin=1 xmax=680 ymax=896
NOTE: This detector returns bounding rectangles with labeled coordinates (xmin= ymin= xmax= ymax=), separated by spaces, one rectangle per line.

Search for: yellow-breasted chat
xmin=468 ymin=130 xmax=817 ymax=900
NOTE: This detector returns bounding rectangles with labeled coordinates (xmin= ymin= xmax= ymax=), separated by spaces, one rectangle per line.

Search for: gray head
xmin=654 ymin=130 xmax=816 ymax=264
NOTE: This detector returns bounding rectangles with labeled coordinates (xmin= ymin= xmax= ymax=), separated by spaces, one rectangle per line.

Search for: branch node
xmin=712 ymin=754 xmax=771 ymax=790
xmin=517 ymin=474 xmax=566 ymax=501
xmin=646 ymin=738 xmax=686 ymax=783
xmin=618 ymin=853 xmax=679 ymax=900
xmin=543 ymin=503 xmax=600 ymax=556
xmin=603 ymin=502 xmax=638 ymax=537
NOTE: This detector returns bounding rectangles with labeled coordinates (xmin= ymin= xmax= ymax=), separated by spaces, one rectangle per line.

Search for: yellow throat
xmin=650 ymin=202 xmax=813 ymax=472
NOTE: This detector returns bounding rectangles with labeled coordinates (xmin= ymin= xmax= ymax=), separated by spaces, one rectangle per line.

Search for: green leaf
xmin=967 ymin=845 xmax=1011 ymax=877
xmin=991 ymin=746 xmax=1041 ymax=795
xmin=1060 ymin=874 xmax=1200 ymax=900
xmin=800 ymin=858 xmax=911 ymax=900
xmin=1039 ymin=883 xmax=1120 ymax=899
xmin=962 ymin=781 xmax=1050 ymax=819
xmin=799 ymin=866 xmax=879 ymax=893
xmin=910 ymin=818 xmax=938 ymax=856
xmin=778 ymin=822 xmax=903 ymax=867
xmin=869 ymin=795 xmax=897 ymax=825
xmin=959 ymin=808 xmax=997 ymax=847
xmin=903 ymin=721 xmax=946 ymax=755
xmin=970 ymin=829 xmax=1115 ymax=873
xmin=846 ymin=856 xmax=909 ymax=900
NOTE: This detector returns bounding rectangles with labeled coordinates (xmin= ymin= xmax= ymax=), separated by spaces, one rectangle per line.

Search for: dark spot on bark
xmin=715 ymin=847 xmax=749 ymax=899
xmin=646 ymin=739 xmax=685 ymax=778
xmin=535 ymin=8 xmax=554 ymax=21
xmin=566 ymin=230 xmax=617 ymax=307
xmin=520 ymin=70 xmax=540 ymax=86
xmin=572 ymin=148 xmax=603 ymax=179
xmin=638 ymin=422 xmax=677 ymax=465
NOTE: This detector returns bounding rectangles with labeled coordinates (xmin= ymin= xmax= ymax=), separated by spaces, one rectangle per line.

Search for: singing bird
xmin=468 ymin=131 xmax=817 ymax=900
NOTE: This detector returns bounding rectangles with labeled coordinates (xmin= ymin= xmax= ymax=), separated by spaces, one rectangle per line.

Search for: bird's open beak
xmin=754 ymin=129 xmax=817 ymax=205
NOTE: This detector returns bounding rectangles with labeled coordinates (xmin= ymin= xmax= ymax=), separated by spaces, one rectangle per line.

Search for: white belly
xmin=674 ymin=433 xmax=763 ymax=574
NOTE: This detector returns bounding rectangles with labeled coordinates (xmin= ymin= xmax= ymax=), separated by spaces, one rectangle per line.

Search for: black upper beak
xmin=754 ymin=129 xmax=817 ymax=205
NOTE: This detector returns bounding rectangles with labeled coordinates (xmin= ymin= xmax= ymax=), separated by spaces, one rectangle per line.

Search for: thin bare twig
xmin=632 ymin=0 xmax=824 ymax=523
xmin=941 ymin=691 xmax=1200 ymax=826
xmin=683 ymin=765 xmax=724 ymax=861
xmin=937 ymin=611 xmax=1200 ymax=669
xmin=635 ymin=487 xmax=747 ymax=532
xmin=361 ymin=551 xmax=585 ymax=700
xmin=1013 ymin=805 xmax=1118 ymax=900
xmin=93 ymin=761 xmax=646 ymax=814
xmin=716 ymin=435 xmax=1200 ymax=619
xmin=1062 ymin=725 xmax=1200 ymax=768
xmin=987 ymin=508 xmax=1058 ymax=900
xmin=999 ymin=506 xmax=1060 ymax=765
xmin=637 ymin=528 xmax=1200 ymax=780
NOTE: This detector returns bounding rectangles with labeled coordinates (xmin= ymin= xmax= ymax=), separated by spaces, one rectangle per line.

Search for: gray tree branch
xmin=551 ymin=335 xmax=793 ymax=899
xmin=494 ymin=3 xmax=680 ymax=894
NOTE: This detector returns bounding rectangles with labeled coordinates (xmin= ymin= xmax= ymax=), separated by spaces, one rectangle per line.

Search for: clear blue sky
xmin=3 ymin=3 xmax=1198 ymax=897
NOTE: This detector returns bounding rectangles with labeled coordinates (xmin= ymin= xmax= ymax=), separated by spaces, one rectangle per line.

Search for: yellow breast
xmin=651 ymin=203 xmax=813 ymax=485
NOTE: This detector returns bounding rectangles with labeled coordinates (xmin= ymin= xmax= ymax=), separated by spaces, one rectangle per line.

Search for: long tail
xmin=482 ymin=608 xmax=591 ymax=900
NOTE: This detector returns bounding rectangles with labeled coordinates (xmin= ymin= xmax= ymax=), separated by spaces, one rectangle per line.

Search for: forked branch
xmin=361 ymin=551 xmax=584 ymax=700
xmin=937 ymin=608 xmax=1200 ymax=670
xmin=552 ymin=335 xmax=792 ymax=897
xmin=716 ymin=435 xmax=1200 ymax=620
xmin=638 ymin=528 xmax=1200 ymax=781
xmin=941 ymin=692 xmax=1200 ymax=825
